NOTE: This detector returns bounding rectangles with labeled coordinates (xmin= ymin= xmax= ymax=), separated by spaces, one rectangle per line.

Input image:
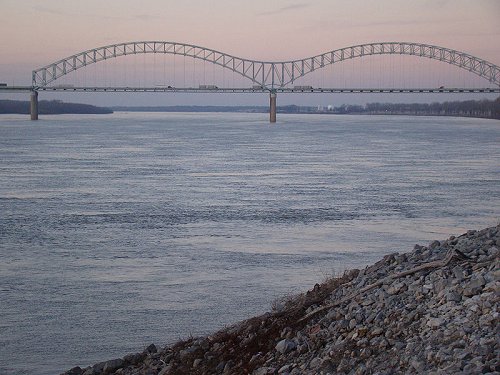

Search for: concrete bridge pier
xmin=269 ymin=91 xmax=277 ymax=123
xmin=30 ymin=91 xmax=38 ymax=120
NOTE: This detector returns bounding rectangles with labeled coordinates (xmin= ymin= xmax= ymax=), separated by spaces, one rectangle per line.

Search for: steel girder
xmin=32 ymin=41 xmax=500 ymax=88
xmin=34 ymin=86 xmax=500 ymax=94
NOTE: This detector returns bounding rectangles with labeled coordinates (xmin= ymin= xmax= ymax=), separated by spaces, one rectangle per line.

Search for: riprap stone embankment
xmin=63 ymin=225 xmax=500 ymax=375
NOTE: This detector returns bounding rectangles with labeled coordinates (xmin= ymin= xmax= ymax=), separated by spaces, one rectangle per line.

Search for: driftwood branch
xmin=298 ymin=249 xmax=472 ymax=323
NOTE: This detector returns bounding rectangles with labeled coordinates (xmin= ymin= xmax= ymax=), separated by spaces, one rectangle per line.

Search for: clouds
xmin=32 ymin=4 xmax=67 ymax=16
xmin=30 ymin=1 xmax=162 ymax=22
xmin=31 ymin=3 xmax=113 ymax=20
xmin=257 ymin=3 xmax=311 ymax=16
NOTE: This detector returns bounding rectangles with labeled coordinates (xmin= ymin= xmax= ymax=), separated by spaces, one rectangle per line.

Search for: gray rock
xmin=410 ymin=359 xmax=426 ymax=372
xmin=326 ymin=309 xmax=340 ymax=320
xmin=296 ymin=344 xmax=308 ymax=354
xmin=63 ymin=367 xmax=83 ymax=375
xmin=253 ymin=367 xmax=277 ymax=375
xmin=278 ymin=364 xmax=292 ymax=373
xmin=179 ymin=345 xmax=200 ymax=360
xmin=487 ymin=246 xmax=499 ymax=257
xmin=223 ymin=360 xmax=235 ymax=374
xmin=216 ymin=361 xmax=226 ymax=373
xmin=414 ymin=244 xmax=424 ymax=252
xmin=464 ymin=275 xmax=486 ymax=296
xmin=446 ymin=290 xmax=462 ymax=303
xmin=249 ymin=353 xmax=262 ymax=364
xmin=359 ymin=347 xmax=372 ymax=359
xmin=90 ymin=361 xmax=106 ymax=375
xmin=427 ymin=317 xmax=445 ymax=329
xmin=370 ymin=327 xmax=384 ymax=336
xmin=463 ymin=362 xmax=479 ymax=373
xmin=452 ymin=266 xmax=465 ymax=281
xmin=337 ymin=319 xmax=349 ymax=331
xmin=123 ymin=352 xmax=146 ymax=365
xmin=308 ymin=357 xmax=322 ymax=369
xmin=276 ymin=339 xmax=297 ymax=354
xmin=429 ymin=240 xmax=441 ymax=249
xmin=387 ymin=282 xmax=406 ymax=295
xmin=355 ymin=312 xmax=365 ymax=323
xmin=102 ymin=359 xmax=124 ymax=374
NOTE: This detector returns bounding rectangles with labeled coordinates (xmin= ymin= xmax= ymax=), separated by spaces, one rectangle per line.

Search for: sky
xmin=1 ymin=0 xmax=499 ymax=106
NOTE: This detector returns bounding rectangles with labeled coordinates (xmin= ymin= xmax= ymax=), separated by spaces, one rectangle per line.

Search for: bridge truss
xmin=32 ymin=41 xmax=500 ymax=89
xmin=3 ymin=41 xmax=495 ymax=121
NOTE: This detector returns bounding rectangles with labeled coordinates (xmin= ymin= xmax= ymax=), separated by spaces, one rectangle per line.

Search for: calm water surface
xmin=0 ymin=112 xmax=499 ymax=374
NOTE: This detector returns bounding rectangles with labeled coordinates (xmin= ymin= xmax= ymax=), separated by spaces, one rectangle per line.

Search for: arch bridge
xmin=13 ymin=41 xmax=500 ymax=121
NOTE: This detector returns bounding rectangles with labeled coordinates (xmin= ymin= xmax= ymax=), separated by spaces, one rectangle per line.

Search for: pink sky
xmin=0 ymin=0 xmax=499 ymax=105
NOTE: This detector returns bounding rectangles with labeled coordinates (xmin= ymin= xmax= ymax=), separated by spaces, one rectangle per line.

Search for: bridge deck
xmin=0 ymin=86 xmax=33 ymax=93
xmin=1 ymin=86 xmax=498 ymax=94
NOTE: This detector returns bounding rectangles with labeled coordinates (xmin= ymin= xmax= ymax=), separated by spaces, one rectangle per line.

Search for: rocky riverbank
xmin=64 ymin=225 xmax=499 ymax=375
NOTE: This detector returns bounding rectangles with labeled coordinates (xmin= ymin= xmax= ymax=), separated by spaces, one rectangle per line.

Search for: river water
xmin=0 ymin=112 xmax=498 ymax=374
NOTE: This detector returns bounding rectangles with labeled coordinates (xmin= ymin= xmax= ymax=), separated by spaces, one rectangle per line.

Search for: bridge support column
xmin=30 ymin=91 xmax=38 ymax=120
xmin=269 ymin=91 xmax=277 ymax=123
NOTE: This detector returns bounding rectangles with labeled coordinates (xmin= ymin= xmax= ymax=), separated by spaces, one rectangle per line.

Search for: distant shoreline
xmin=1 ymin=98 xmax=498 ymax=119
xmin=113 ymin=97 xmax=499 ymax=119
xmin=0 ymin=100 xmax=113 ymax=115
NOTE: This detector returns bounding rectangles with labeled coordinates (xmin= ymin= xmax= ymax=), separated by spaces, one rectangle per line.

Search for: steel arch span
xmin=32 ymin=41 xmax=500 ymax=88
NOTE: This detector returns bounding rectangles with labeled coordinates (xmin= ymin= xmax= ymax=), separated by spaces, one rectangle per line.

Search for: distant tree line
xmin=1 ymin=98 xmax=499 ymax=119
xmin=327 ymin=97 xmax=500 ymax=119
xmin=0 ymin=100 xmax=113 ymax=114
